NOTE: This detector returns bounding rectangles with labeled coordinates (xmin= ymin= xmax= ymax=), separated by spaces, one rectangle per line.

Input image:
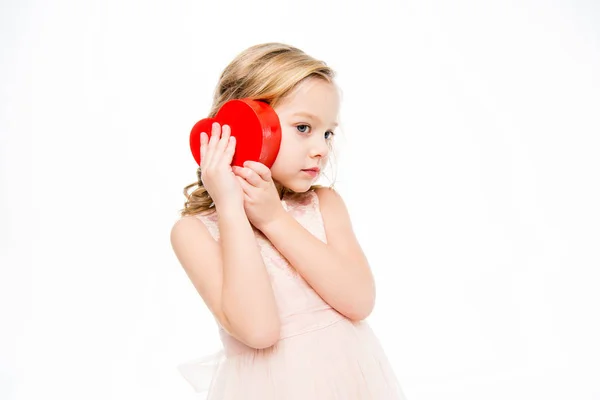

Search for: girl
xmin=170 ymin=42 xmax=408 ymax=399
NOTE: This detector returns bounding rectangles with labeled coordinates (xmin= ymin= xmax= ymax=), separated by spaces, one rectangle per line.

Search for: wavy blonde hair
xmin=179 ymin=42 xmax=339 ymax=217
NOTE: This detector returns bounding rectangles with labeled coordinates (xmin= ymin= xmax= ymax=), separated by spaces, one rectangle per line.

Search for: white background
xmin=2 ymin=0 xmax=599 ymax=399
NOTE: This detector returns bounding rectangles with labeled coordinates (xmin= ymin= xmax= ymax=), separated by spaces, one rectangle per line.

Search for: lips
xmin=302 ymin=167 xmax=320 ymax=173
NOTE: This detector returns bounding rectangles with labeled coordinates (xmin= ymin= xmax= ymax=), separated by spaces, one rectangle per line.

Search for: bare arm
xmin=259 ymin=188 xmax=375 ymax=321
xmin=218 ymin=204 xmax=280 ymax=346
xmin=170 ymin=205 xmax=280 ymax=349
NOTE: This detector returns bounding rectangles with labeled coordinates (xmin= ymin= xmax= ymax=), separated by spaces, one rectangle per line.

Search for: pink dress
xmin=177 ymin=190 xmax=408 ymax=399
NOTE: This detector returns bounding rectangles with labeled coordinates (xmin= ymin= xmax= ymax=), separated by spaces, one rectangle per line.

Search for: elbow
xmin=345 ymin=303 xmax=374 ymax=322
xmin=244 ymin=324 xmax=280 ymax=349
xmin=340 ymin=265 xmax=376 ymax=322
xmin=221 ymin=301 xmax=281 ymax=349
xmin=222 ymin=312 xmax=281 ymax=349
xmin=344 ymin=291 xmax=376 ymax=322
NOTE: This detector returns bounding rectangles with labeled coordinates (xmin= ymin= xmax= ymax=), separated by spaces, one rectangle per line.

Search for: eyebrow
xmin=291 ymin=111 xmax=338 ymax=127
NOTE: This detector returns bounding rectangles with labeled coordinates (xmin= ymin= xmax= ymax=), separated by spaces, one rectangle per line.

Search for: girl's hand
xmin=199 ymin=122 xmax=244 ymax=210
xmin=233 ymin=161 xmax=286 ymax=230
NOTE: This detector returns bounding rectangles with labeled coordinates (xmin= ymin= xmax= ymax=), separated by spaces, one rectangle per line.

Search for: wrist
xmin=216 ymin=202 xmax=247 ymax=218
xmin=258 ymin=207 xmax=288 ymax=235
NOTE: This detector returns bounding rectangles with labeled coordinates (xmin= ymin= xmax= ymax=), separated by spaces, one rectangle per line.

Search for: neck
xmin=275 ymin=182 xmax=292 ymax=200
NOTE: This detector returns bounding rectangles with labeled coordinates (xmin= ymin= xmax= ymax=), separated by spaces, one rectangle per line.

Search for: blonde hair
xmin=179 ymin=42 xmax=339 ymax=217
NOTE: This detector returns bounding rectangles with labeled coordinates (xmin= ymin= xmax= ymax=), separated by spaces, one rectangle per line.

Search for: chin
xmin=280 ymin=179 xmax=315 ymax=194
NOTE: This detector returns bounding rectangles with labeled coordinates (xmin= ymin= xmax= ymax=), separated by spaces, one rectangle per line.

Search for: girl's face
xmin=271 ymin=77 xmax=340 ymax=193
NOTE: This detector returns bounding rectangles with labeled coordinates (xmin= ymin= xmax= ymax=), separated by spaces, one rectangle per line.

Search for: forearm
xmin=218 ymin=205 xmax=280 ymax=347
xmin=260 ymin=212 xmax=375 ymax=321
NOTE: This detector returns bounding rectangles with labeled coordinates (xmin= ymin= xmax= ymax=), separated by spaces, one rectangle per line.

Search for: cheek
xmin=271 ymin=131 xmax=294 ymax=167
xmin=278 ymin=128 xmax=296 ymax=151
xmin=270 ymin=149 xmax=291 ymax=175
xmin=269 ymin=149 xmax=287 ymax=177
xmin=270 ymin=148 xmax=298 ymax=181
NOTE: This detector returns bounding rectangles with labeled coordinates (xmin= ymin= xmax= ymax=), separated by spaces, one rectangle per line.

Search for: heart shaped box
xmin=189 ymin=99 xmax=282 ymax=169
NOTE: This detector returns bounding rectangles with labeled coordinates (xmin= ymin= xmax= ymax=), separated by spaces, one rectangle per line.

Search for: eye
xmin=324 ymin=131 xmax=335 ymax=140
xmin=296 ymin=124 xmax=310 ymax=133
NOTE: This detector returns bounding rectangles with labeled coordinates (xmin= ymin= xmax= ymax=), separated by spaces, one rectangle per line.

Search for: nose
xmin=309 ymin=134 xmax=330 ymax=159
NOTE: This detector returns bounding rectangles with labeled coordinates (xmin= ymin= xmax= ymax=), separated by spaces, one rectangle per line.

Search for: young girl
xmin=171 ymin=42 xmax=408 ymax=399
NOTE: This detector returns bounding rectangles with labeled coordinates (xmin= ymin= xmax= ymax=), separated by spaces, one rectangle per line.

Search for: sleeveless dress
xmin=177 ymin=189 xmax=408 ymax=399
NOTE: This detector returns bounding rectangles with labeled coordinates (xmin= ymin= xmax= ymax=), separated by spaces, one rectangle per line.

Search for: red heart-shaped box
xmin=189 ymin=99 xmax=282 ymax=169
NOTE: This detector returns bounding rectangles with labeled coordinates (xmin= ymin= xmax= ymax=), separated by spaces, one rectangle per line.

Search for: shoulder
xmin=171 ymin=210 xmax=216 ymax=229
xmin=170 ymin=215 xmax=206 ymax=242
xmin=312 ymin=187 xmax=353 ymax=228
xmin=314 ymin=186 xmax=343 ymax=202
xmin=313 ymin=186 xmax=348 ymax=211
xmin=170 ymin=212 xmax=218 ymax=244
xmin=311 ymin=188 xmax=367 ymax=272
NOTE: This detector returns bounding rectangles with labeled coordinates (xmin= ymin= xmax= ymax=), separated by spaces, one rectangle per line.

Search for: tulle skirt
xmin=178 ymin=318 xmax=408 ymax=399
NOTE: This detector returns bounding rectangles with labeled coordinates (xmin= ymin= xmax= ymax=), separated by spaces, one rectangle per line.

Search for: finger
xmin=223 ymin=135 xmax=236 ymax=165
xmin=244 ymin=161 xmax=272 ymax=182
xmin=199 ymin=131 xmax=208 ymax=167
xmin=205 ymin=122 xmax=221 ymax=167
xmin=236 ymin=175 xmax=254 ymax=193
xmin=234 ymin=166 xmax=263 ymax=187
xmin=214 ymin=124 xmax=231 ymax=163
